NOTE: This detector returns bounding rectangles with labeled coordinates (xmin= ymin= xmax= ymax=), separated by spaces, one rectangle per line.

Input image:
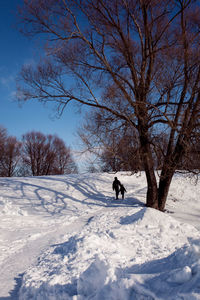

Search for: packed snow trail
xmin=0 ymin=172 xmax=200 ymax=299
xmin=0 ymin=173 xmax=113 ymax=297
xmin=0 ymin=214 xmax=91 ymax=297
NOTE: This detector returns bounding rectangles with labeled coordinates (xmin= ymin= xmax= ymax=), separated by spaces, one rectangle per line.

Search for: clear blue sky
xmin=0 ymin=0 xmax=82 ymax=150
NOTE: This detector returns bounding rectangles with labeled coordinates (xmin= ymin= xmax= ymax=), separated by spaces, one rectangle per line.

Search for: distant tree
xmin=0 ymin=127 xmax=22 ymax=177
xmin=16 ymin=162 xmax=32 ymax=177
xmin=22 ymin=131 xmax=47 ymax=176
xmin=0 ymin=137 xmax=22 ymax=177
xmin=100 ymin=132 xmax=142 ymax=172
xmin=48 ymin=135 xmax=78 ymax=174
xmin=17 ymin=0 xmax=200 ymax=210
xmin=0 ymin=126 xmax=7 ymax=163
xmin=22 ymin=131 xmax=77 ymax=176
xmin=179 ymin=133 xmax=200 ymax=172
xmin=78 ymin=110 xmax=142 ymax=172
xmin=87 ymin=163 xmax=99 ymax=173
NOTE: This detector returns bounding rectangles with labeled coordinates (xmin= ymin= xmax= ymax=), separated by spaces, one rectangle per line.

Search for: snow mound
xmin=167 ymin=265 xmax=192 ymax=284
xmin=19 ymin=207 xmax=200 ymax=300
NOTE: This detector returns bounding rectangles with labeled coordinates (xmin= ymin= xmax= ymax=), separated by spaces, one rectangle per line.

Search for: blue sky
xmin=0 ymin=0 xmax=82 ymax=150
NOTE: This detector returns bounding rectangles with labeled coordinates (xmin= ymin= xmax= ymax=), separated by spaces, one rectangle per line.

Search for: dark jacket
xmin=120 ymin=184 xmax=127 ymax=194
xmin=112 ymin=178 xmax=121 ymax=192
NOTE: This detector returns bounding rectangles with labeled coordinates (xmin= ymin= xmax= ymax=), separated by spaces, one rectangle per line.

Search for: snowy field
xmin=0 ymin=172 xmax=200 ymax=299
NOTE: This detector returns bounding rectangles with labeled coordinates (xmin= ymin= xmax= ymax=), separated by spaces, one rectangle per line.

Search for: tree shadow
xmin=120 ymin=207 xmax=146 ymax=225
xmin=0 ymin=273 xmax=24 ymax=300
xmin=0 ymin=175 xmax=145 ymax=299
xmin=122 ymin=240 xmax=200 ymax=298
xmin=51 ymin=235 xmax=84 ymax=259
xmin=0 ymin=175 xmax=145 ymax=216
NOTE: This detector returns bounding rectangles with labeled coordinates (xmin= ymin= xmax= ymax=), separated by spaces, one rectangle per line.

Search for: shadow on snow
xmin=0 ymin=175 xmax=144 ymax=216
xmin=0 ymin=273 xmax=24 ymax=300
xmin=16 ymin=238 xmax=200 ymax=299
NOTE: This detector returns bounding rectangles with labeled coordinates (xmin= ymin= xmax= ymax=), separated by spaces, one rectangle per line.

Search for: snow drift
xmin=0 ymin=172 xmax=200 ymax=299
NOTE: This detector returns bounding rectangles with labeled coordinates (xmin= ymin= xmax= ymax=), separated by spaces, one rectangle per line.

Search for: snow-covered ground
xmin=0 ymin=172 xmax=200 ymax=299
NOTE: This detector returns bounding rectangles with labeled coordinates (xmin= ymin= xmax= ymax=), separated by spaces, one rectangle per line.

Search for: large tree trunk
xmin=157 ymin=139 xmax=185 ymax=211
xmin=139 ymin=126 xmax=158 ymax=209
xmin=145 ymin=164 xmax=158 ymax=209
xmin=158 ymin=167 xmax=175 ymax=211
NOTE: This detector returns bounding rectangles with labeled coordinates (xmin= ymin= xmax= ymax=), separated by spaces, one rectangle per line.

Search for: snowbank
xmin=0 ymin=172 xmax=200 ymax=299
xmin=19 ymin=207 xmax=200 ymax=299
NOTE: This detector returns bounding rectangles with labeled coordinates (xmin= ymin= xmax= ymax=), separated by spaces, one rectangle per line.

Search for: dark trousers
xmin=115 ymin=189 xmax=119 ymax=199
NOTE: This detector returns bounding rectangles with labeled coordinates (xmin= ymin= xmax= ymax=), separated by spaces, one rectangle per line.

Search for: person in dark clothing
xmin=120 ymin=184 xmax=127 ymax=199
xmin=112 ymin=177 xmax=121 ymax=199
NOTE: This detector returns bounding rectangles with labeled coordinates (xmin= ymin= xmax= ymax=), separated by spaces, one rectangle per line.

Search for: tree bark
xmin=145 ymin=165 xmax=158 ymax=209
xmin=138 ymin=124 xmax=158 ymax=209
xmin=158 ymin=168 xmax=174 ymax=211
xmin=158 ymin=139 xmax=185 ymax=211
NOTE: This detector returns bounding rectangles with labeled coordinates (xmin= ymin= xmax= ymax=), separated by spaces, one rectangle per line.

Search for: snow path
xmin=0 ymin=215 xmax=82 ymax=296
xmin=0 ymin=173 xmax=114 ymax=297
xmin=0 ymin=172 xmax=200 ymax=299
xmin=0 ymin=209 xmax=110 ymax=297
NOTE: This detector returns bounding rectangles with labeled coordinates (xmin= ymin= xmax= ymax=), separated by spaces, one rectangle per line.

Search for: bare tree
xmin=17 ymin=0 xmax=200 ymax=210
xmin=101 ymin=132 xmax=142 ymax=172
xmin=22 ymin=131 xmax=47 ymax=176
xmin=179 ymin=132 xmax=200 ymax=171
xmin=0 ymin=127 xmax=22 ymax=177
xmin=78 ymin=110 xmax=142 ymax=172
xmin=0 ymin=137 xmax=22 ymax=177
xmin=49 ymin=135 xmax=78 ymax=174
xmin=0 ymin=127 xmax=7 ymax=164
xmin=22 ymin=131 xmax=77 ymax=176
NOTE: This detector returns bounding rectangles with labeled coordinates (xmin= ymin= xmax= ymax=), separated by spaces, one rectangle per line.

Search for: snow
xmin=0 ymin=172 xmax=200 ymax=299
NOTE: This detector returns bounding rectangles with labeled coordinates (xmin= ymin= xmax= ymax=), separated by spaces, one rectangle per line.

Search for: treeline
xmin=0 ymin=127 xmax=78 ymax=177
